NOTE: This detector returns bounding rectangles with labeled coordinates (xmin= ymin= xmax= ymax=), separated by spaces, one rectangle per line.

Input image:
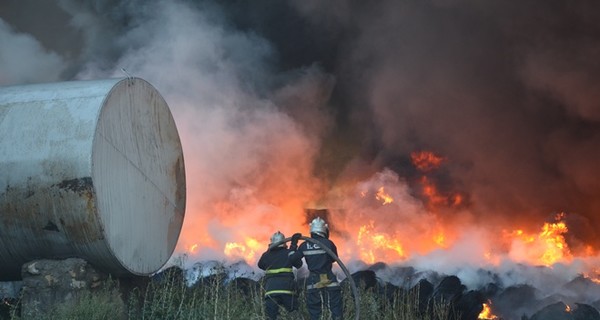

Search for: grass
xmin=5 ymin=267 xmax=458 ymax=320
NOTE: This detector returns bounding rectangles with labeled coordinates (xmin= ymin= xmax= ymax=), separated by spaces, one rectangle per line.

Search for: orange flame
xmin=434 ymin=232 xmax=446 ymax=247
xmin=581 ymin=269 xmax=600 ymax=284
xmin=357 ymin=222 xmax=406 ymax=264
xmin=419 ymin=176 xmax=463 ymax=209
xmin=411 ymin=151 xmax=445 ymax=172
xmin=505 ymin=213 xmax=572 ymax=266
xmin=420 ymin=176 xmax=448 ymax=206
xmin=478 ymin=300 xmax=499 ymax=319
xmin=224 ymin=237 xmax=262 ymax=264
xmin=375 ymin=186 xmax=394 ymax=205
xmin=173 ymin=142 xmax=600 ymax=276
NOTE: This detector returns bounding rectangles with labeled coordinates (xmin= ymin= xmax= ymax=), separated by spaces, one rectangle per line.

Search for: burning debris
xmin=527 ymin=302 xmax=600 ymax=320
xmin=478 ymin=300 xmax=499 ymax=320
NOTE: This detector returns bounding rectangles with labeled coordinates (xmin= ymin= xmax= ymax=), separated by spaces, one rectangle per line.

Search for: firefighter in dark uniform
xmin=289 ymin=217 xmax=343 ymax=320
xmin=258 ymin=231 xmax=303 ymax=320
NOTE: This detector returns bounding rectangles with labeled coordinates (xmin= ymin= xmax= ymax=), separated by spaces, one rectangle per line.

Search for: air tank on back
xmin=0 ymin=77 xmax=186 ymax=280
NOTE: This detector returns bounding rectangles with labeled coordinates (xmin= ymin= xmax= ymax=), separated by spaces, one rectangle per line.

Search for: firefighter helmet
xmin=270 ymin=231 xmax=286 ymax=247
xmin=309 ymin=217 xmax=329 ymax=237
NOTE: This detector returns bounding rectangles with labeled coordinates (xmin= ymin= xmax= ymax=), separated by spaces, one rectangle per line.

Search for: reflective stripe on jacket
xmin=289 ymin=234 xmax=338 ymax=274
xmin=258 ymin=246 xmax=302 ymax=296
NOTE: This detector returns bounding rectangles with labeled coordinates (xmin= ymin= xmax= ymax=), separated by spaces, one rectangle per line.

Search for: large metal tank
xmin=0 ymin=77 xmax=186 ymax=280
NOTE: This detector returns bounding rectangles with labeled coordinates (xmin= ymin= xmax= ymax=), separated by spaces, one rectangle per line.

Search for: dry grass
xmin=6 ymin=268 xmax=457 ymax=320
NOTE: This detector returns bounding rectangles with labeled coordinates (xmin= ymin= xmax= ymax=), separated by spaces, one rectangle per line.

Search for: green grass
xmin=6 ymin=269 xmax=458 ymax=320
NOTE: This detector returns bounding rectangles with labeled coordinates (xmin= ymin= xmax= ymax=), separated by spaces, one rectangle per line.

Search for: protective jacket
xmin=289 ymin=233 xmax=339 ymax=289
xmin=258 ymin=246 xmax=302 ymax=296
xmin=289 ymin=233 xmax=343 ymax=319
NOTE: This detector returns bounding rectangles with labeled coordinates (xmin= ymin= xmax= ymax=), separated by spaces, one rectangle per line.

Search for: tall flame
xmin=478 ymin=300 xmax=499 ymax=319
xmin=505 ymin=213 xmax=572 ymax=266
xmin=357 ymin=221 xmax=406 ymax=264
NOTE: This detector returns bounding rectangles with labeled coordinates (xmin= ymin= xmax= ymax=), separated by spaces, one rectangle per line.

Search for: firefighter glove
xmin=291 ymin=233 xmax=302 ymax=247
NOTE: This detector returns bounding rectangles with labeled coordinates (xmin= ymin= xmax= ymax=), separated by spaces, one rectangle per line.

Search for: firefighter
xmin=258 ymin=231 xmax=303 ymax=320
xmin=289 ymin=217 xmax=343 ymax=320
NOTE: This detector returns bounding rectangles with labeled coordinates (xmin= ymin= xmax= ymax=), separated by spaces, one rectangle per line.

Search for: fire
xmin=505 ymin=213 xmax=572 ymax=266
xmin=587 ymin=276 xmax=600 ymax=284
xmin=410 ymin=150 xmax=464 ymax=210
xmin=411 ymin=151 xmax=445 ymax=172
xmin=420 ymin=176 xmax=449 ymax=206
xmin=419 ymin=176 xmax=463 ymax=209
xmin=484 ymin=251 xmax=493 ymax=261
xmin=224 ymin=237 xmax=262 ymax=263
xmin=478 ymin=300 xmax=499 ymax=319
xmin=434 ymin=232 xmax=446 ymax=247
xmin=375 ymin=186 xmax=394 ymax=205
xmin=581 ymin=268 xmax=600 ymax=284
xmin=357 ymin=222 xmax=406 ymax=264
xmin=451 ymin=194 xmax=463 ymax=206
xmin=174 ymin=142 xmax=600 ymax=282
xmin=351 ymin=179 xmax=453 ymax=263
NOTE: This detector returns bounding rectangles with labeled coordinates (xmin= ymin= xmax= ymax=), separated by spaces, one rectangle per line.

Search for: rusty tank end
xmin=0 ymin=78 xmax=186 ymax=280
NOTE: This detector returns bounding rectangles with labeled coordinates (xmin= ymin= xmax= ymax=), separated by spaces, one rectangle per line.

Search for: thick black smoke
xmin=221 ymin=0 xmax=600 ymax=250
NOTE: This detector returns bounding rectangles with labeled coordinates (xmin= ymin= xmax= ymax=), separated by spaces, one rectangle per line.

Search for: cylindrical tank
xmin=0 ymin=77 xmax=186 ymax=280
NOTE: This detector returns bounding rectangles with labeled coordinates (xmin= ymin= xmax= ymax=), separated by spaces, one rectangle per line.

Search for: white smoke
xmin=60 ymin=0 xmax=331 ymax=261
xmin=1 ymin=0 xmax=332 ymax=261
xmin=0 ymin=19 xmax=65 ymax=85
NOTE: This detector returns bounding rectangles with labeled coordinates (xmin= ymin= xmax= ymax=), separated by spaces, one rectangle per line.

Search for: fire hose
xmin=269 ymin=235 xmax=360 ymax=320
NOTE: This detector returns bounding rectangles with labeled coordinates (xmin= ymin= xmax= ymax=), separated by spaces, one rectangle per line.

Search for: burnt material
xmin=54 ymin=177 xmax=93 ymax=195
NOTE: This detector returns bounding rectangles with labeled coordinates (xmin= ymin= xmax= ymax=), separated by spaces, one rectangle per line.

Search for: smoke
xmin=1 ymin=0 xmax=334 ymax=261
xmin=3 ymin=0 xmax=600 ymax=316
xmin=0 ymin=19 xmax=65 ymax=84
xmin=285 ymin=0 xmax=600 ymax=249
